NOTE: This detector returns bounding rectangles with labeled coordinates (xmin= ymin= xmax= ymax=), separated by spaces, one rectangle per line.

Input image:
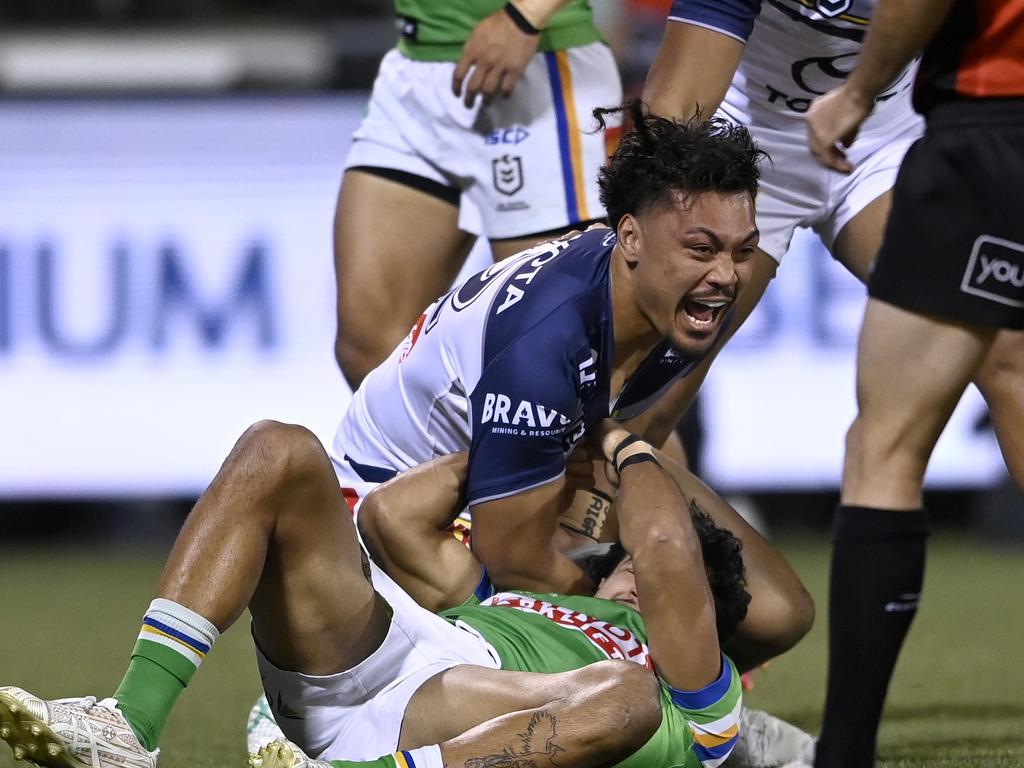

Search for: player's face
xmin=628 ymin=191 xmax=758 ymax=357
xmin=595 ymin=555 xmax=638 ymax=610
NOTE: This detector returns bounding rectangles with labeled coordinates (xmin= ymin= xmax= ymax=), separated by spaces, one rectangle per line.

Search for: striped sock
xmin=331 ymin=745 xmax=443 ymax=768
xmin=113 ymin=598 xmax=220 ymax=751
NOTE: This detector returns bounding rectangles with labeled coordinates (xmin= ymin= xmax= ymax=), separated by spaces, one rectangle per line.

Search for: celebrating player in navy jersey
xmin=334 ymin=106 xmax=766 ymax=600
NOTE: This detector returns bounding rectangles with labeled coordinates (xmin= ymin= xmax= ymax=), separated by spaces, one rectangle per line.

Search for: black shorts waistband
xmin=926 ymin=97 xmax=1024 ymax=130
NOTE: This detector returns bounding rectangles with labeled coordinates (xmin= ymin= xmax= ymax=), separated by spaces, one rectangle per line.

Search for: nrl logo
xmin=493 ymin=154 xmax=524 ymax=196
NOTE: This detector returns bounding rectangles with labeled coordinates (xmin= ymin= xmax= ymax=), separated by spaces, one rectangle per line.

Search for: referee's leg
xmin=817 ymin=298 xmax=995 ymax=768
xmin=975 ymin=328 xmax=1024 ymax=490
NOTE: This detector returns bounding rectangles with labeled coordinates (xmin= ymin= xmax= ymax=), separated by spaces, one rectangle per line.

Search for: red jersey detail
xmin=956 ymin=0 xmax=1024 ymax=98
xmin=398 ymin=313 xmax=427 ymax=364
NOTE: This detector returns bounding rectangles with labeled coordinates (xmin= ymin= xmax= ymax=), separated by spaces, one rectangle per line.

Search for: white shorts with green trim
xmin=255 ymin=561 xmax=499 ymax=761
xmin=344 ymin=44 xmax=622 ymax=239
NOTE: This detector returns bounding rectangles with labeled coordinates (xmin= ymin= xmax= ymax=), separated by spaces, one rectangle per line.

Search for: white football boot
xmin=0 ymin=686 xmax=158 ymax=768
xmin=247 ymin=740 xmax=332 ymax=768
xmin=245 ymin=695 xmax=286 ymax=755
xmin=729 ymin=707 xmax=815 ymax=768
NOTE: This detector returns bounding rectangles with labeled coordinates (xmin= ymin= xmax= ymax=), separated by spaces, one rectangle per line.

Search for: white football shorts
xmin=719 ymin=95 xmax=924 ymax=263
xmin=344 ymin=43 xmax=623 ymax=239
xmin=255 ymin=561 xmax=499 ymax=761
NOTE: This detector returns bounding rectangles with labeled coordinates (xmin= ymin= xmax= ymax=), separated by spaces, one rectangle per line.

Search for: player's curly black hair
xmin=589 ymin=504 xmax=751 ymax=644
xmin=594 ymin=99 xmax=766 ymax=231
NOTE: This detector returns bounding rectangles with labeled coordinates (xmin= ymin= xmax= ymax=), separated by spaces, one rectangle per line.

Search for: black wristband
xmin=504 ymin=2 xmax=542 ymax=35
xmin=611 ymin=434 xmax=645 ymax=467
xmin=617 ymin=453 xmax=660 ymax=472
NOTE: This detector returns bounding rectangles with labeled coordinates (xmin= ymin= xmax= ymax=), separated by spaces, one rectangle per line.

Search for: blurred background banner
xmin=0 ymin=98 xmax=1004 ymax=496
xmin=0 ymin=97 xmax=355 ymax=496
xmin=0 ymin=1 xmax=1011 ymax=502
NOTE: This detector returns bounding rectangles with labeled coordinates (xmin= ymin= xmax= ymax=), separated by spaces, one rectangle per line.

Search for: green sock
xmin=113 ymin=642 xmax=193 ymax=750
xmin=113 ymin=599 xmax=219 ymax=751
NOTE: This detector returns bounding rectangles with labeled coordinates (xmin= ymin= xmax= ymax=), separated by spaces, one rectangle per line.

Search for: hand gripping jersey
xmin=442 ymin=591 xmax=742 ymax=768
xmin=669 ymin=0 xmax=918 ymax=131
xmin=331 ymin=229 xmax=703 ymax=505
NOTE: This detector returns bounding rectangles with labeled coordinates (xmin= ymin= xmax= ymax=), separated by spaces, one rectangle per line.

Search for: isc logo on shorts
xmin=960 ymin=235 xmax=1024 ymax=308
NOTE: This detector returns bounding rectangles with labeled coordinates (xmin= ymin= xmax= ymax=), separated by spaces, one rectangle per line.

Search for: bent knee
xmin=235 ymin=420 xmax=328 ymax=482
xmin=844 ymin=416 xmax=929 ymax=477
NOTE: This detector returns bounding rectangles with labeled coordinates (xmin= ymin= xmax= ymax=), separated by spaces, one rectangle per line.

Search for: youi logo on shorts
xmin=479 ymin=393 xmax=570 ymax=436
xmin=960 ymin=235 xmax=1024 ymax=308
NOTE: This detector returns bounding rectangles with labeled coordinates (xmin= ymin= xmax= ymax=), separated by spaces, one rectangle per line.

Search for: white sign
xmin=0 ymin=97 xmax=1005 ymax=495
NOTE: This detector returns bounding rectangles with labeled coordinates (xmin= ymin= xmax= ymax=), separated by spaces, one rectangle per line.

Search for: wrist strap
xmin=504 ymin=2 xmax=542 ymax=35
xmin=617 ymin=453 xmax=660 ymax=472
xmin=612 ymin=435 xmax=656 ymax=474
xmin=612 ymin=434 xmax=644 ymax=466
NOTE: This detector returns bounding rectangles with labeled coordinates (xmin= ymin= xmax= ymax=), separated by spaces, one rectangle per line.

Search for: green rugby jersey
xmin=441 ymin=591 xmax=742 ymax=768
xmin=394 ymin=0 xmax=601 ymax=61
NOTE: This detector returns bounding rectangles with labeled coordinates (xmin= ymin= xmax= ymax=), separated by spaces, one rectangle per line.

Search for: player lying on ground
xmin=243 ymin=429 xmax=814 ymax=766
xmin=0 ymin=419 xmax=752 ymax=768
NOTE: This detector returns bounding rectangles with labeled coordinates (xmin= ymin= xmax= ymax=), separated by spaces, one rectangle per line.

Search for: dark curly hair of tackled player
xmin=595 ymin=99 xmax=767 ymax=231
xmin=589 ymin=504 xmax=751 ymax=644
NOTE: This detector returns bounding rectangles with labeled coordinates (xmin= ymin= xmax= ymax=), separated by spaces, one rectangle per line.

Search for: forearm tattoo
xmin=457 ymin=711 xmax=565 ymax=768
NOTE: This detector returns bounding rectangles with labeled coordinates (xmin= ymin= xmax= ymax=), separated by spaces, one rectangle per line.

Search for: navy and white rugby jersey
xmin=331 ymin=229 xmax=701 ymax=506
xmin=668 ymin=0 xmax=918 ymax=130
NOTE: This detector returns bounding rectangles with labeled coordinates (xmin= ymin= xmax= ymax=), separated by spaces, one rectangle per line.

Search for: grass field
xmin=1 ymin=534 xmax=1022 ymax=768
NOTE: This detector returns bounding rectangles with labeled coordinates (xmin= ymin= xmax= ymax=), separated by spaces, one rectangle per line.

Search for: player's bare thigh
xmin=223 ymin=422 xmax=390 ymax=675
xmin=831 ymin=190 xmax=891 ymax=282
xmin=843 ymin=300 xmax=995 ymax=508
xmin=334 ymin=169 xmax=475 ymax=386
xmin=973 ymin=328 xmax=1024 ymax=488
xmin=834 ymin=189 xmax=1024 ymax=492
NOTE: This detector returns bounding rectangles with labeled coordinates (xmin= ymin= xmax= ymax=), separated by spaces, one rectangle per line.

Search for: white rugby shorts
xmin=255 ymin=561 xmax=499 ymax=761
xmin=719 ymin=97 xmax=924 ymax=263
xmin=344 ymin=43 xmax=622 ymax=239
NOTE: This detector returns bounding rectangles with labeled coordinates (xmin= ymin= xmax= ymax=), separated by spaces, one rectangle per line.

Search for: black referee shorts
xmin=868 ymin=99 xmax=1024 ymax=330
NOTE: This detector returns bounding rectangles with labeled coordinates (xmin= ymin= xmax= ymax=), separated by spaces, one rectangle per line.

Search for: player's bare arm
xmin=807 ymin=0 xmax=956 ymax=171
xmin=643 ymin=21 xmax=746 ymax=122
xmin=602 ymin=427 xmax=723 ymax=690
xmin=470 ymin=476 xmax=595 ymax=596
xmin=358 ymin=453 xmax=483 ymax=612
xmin=646 ymin=433 xmax=813 ymax=669
xmin=452 ymin=0 xmax=572 ymax=107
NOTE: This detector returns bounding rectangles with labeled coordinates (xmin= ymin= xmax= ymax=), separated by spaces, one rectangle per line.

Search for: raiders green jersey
xmin=394 ymin=0 xmax=602 ymax=61
xmin=441 ymin=591 xmax=742 ymax=768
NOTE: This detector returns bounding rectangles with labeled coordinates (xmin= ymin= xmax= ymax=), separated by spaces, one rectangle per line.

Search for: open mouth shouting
xmin=681 ymin=294 xmax=733 ymax=333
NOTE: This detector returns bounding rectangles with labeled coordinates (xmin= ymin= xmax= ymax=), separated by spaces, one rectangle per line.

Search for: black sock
xmin=816 ymin=505 xmax=929 ymax=768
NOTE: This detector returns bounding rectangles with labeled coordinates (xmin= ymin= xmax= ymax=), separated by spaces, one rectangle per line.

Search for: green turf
xmin=1 ymin=535 xmax=1022 ymax=768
